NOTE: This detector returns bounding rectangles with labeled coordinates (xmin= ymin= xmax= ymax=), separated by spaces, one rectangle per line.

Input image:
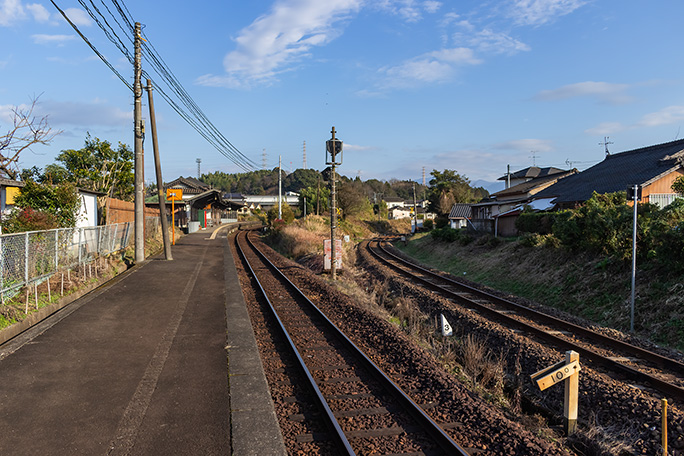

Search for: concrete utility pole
xmin=133 ymin=22 xmax=145 ymax=263
xmin=146 ymin=79 xmax=172 ymax=260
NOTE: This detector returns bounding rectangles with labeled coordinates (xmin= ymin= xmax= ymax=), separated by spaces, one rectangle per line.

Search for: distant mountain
xmin=472 ymin=179 xmax=504 ymax=195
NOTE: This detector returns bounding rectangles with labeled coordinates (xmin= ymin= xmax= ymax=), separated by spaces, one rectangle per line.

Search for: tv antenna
xmin=599 ymin=136 xmax=614 ymax=156
xmin=529 ymin=151 xmax=539 ymax=166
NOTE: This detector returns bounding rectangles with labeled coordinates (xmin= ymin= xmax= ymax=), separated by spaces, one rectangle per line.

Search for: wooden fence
xmin=107 ymin=198 xmax=159 ymax=225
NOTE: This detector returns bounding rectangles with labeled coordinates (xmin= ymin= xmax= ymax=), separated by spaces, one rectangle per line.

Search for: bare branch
xmin=0 ymin=96 xmax=62 ymax=179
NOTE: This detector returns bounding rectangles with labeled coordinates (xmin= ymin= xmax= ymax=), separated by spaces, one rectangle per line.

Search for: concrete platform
xmin=0 ymin=225 xmax=285 ymax=455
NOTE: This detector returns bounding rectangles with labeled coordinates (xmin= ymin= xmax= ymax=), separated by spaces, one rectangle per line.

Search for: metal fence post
xmin=24 ymin=232 xmax=29 ymax=288
xmin=78 ymin=228 xmax=82 ymax=267
xmin=54 ymin=229 xmax=59 ymax=273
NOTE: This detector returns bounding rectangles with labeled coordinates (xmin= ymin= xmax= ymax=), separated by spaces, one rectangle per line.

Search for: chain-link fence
xmin=0 ymin=222 xmax=132 ymax=302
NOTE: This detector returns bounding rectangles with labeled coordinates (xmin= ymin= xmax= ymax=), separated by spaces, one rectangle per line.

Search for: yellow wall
xmin=5 ymin=186 xmax=21 ymax=205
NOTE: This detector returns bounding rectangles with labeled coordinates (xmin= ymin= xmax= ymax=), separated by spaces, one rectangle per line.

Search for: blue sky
xmin=2 ymin=0 xmax=684 ymax=190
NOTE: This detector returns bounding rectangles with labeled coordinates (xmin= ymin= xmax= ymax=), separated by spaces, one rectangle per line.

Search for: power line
xmin=51 ymin=0 xmax=258 ymax=171
xmin=49 ymin=0 xmax=132 ymax=91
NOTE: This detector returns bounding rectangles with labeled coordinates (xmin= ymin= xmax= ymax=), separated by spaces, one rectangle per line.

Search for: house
xmin=535 ymin=139 xmax=684 ymax=210
xmin=448 ymin=204 xmax=472 ymax=229
xmin=471 ymin=168 xmax=576 ymax=235
xmin=389 ymin=205 xmax=435 ymax=221
xmin=0 ymin=178 xmax=24 ymax=220
xmin=162 ymin=177 xmax=241 ymax=231
xmin=499 ymin=166 xmax=568 ymax=189
xmin=383 ymin=197 xmax=405 ymax=209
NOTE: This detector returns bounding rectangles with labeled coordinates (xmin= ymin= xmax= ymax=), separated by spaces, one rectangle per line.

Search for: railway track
xmin=234 ymin=229 xmax=471 ymax=455
xmin=366 ymin=238 xmax=684 ymax=403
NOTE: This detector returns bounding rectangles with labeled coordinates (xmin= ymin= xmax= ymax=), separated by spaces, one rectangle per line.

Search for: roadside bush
xmin=434 ymin=217 xmax=449 ymax=229
xmin=423 ymin=219 xmax=434 ymax=230
xmin=1 ymin=207 xmax=59 ymax=233
xmin=431 ymin=226 xmax=473 ymax=245
xmin=515 ymin=211 xmax=556 ymax=235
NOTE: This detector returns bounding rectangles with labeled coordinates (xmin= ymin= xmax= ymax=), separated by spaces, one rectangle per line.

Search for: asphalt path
xmin=0 ymin=230 xmax=231 ymax=455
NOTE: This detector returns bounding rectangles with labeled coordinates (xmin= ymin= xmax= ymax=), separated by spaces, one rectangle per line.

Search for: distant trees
xmin=1 ymin=96 xmax=60 ymax=180
xmin=427 ymin=169 xmax=486 ymax=216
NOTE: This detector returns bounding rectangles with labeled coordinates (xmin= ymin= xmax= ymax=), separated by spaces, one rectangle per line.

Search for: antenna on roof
xmin=529 ymin=151 xmax=539 ymax=166
xmin=599 ymin=136 xmax=614 ymax=157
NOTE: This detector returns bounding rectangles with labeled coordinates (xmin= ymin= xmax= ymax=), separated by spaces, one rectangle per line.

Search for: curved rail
xmin=367 ymin=238 xmax=684 ymax=402
xmin=235 ymin=229 xmax=470 ymax=456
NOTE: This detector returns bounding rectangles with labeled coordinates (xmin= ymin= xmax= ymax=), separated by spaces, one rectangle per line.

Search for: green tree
xmin=427 ymin=169 xmax=475 ymax=216
xmin=672 ymin=175 xmax=684 ymax=195
xmin=2 ymin=180 xmax=80 ymax=233
xmin=56 ymin=134 xmax=134 ymax=201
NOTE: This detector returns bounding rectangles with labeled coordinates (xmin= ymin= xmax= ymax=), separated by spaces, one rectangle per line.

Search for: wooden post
xmin=564 ymin=350 xmax=579 ymax=435
xmin=662 ymin=398 xmax=668 ymax=456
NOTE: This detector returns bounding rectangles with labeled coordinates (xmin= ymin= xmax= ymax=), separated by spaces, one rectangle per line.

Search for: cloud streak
xmin=585 ymin=105 xmax=684 ymax=136
xmin=535 ymin=81 xmax=632 ymax=105
xmin=509 ymin=0 xmax=587 ymax=26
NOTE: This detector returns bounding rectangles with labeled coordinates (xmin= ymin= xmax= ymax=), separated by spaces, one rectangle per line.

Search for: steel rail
xmin=367 ymin=239 xmax=684 ymax=402
xmin=240 ymin=230 xmax=470 ymax=456
xmin=234 ymin=230 xmax=355 ymax=455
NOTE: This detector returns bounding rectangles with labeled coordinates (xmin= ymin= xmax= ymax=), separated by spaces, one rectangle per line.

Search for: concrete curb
xmin=223 ymin=233 xmax=287 ymax=456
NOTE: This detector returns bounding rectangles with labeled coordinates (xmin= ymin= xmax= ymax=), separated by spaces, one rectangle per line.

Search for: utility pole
xmin=133 ymin=22 xmax=145 ymax=264
xmin=317 ymin=174 xmax=321 ymax=216
xmin=507 ymin=164 xmax=511 ymax=189
xmin=278 ymin=155 xmax=282 ymax=220
xmin=146 ymin=79 xmax=172 ymax=260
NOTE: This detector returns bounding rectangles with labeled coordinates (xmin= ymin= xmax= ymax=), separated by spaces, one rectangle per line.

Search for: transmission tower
xmin=196 ymin=158 xmax=201 ymax=179
xmin=262 ymin=149 xmax=267 ymax=170
xmin=303 ymin=141 xmax=307 ymax=169
xmin=422 ymin=166 xmax=426 ymax=186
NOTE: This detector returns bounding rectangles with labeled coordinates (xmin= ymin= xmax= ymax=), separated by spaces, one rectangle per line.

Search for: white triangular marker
xmin=441 ymin=314 xmax=453 ymax=337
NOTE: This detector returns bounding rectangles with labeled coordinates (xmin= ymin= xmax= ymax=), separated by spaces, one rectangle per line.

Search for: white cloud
xmin=60 ymin=7 xmax=92 ymax=27
xmin=344 ymin=143 xmax=377 ymax=152
xmin=26 ymin=3 xmax=48 ymax=22
xmin=635 ymin=106 xmax=684 ymax=128
xmin=31 ymin=34 xmax=76 ymax=45
xmin=469 ymin=29 xmax=530 ymax=55
xmin=493 ymin=138 xmax=554 ymax=153
xmin=375 ymin=0 xmax=442 ymax=22
xmin=379 ymin=47 xmax=481 ymax=88
xmin=535 ymin=81 xmax=632 ymax=105
xmin=509 ymin=0 xmax=587 ymax=26
xmin=0 ymin=0 xmax=26 ymax=26
xmin=585 ymin=122 xmax=625 ymax=136
xmin=585 ymin=105 xmax=684 ymax=136
xmin=198 ymin=0 xmax=362 ymax=88
xmin=31 ymin=99 xmax=131 ymax=127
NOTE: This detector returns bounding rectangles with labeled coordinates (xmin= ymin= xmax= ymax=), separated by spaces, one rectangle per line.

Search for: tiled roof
xmin=492 ymin=170 xmax=576 ymax=199
xmin=448 ymin=203 xmax=472 ymax=219
xmin=535 ymin=139 xmax=684 ymax=204
xmin=498 ymin=166 xmax=567 ymax=181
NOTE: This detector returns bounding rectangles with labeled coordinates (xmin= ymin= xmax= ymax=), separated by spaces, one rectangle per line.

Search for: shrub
xmin=1 ymin=207 xmax=59 ymax=233
xmin=423 ymin=219 xmax=434 ymax=230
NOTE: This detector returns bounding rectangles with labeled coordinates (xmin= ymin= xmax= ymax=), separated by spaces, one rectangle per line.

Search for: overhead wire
xmin=52 ymin=0 xmax=257 ymax=171
xmin=48 ymin=0 xmax=132 ymax=91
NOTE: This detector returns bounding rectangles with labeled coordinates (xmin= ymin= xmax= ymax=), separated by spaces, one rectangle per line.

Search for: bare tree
xmin=0 ymin=96 xmax=61 ymax=179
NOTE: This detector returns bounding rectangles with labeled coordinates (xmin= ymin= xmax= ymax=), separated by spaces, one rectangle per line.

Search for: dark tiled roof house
xmin=535 ymin=139 xmax=684 ymax=209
